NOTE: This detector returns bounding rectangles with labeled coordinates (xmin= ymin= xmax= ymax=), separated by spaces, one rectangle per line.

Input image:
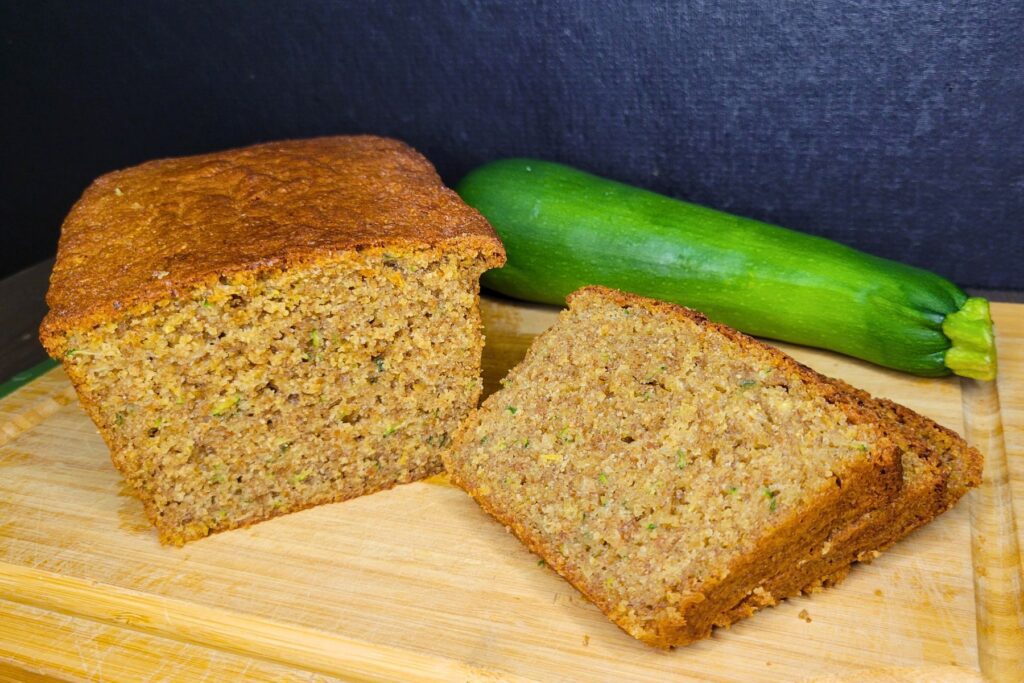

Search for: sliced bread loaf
xmin=444 ymin=285 xmax=904 ymax=647
xmin=41 ymin=136 xmax=505 ymax=545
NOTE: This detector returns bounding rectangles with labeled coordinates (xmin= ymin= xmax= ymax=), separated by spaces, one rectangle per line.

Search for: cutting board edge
xmin=0 ymin=560 xmax=530 ymax=683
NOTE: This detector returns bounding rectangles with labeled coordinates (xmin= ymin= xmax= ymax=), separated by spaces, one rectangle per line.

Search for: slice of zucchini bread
xmin=444 ymin=286 xmax=902 ymax=647
xmin=40 ymin=136 xmax=505 ymax=545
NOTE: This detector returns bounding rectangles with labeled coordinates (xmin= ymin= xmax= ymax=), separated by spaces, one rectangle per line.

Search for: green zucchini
xmin=457 ymin=159 xmax=996 ymax=380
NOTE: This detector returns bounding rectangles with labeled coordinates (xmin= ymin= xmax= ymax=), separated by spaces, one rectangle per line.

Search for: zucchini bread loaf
xmin=445 ymin=286 xmax=908 ymax=647
xmin=40 ymin=136 xmax=505 ymax=545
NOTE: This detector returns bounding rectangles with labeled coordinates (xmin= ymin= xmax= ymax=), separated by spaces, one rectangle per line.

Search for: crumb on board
xmin=798 ymin=609 xmax=812 ymax=623
xmin=582 ymin=634 xmax=590 ymax=647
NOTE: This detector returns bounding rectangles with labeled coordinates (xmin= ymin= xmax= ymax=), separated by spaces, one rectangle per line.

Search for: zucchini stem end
xmin=943 ymin=297 xmax=997 ymax=380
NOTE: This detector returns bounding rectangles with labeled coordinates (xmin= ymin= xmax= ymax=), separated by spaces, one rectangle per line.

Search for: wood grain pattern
xmin=0 ymin=298 xmax=1020 ymax=682
xmin=0 ymin=598 xmax=336 ymax=682
xmin=962 ymin=306 xmax=1024 ymax=681
xmin=963 ymin=379 xmax=1024 ymax=681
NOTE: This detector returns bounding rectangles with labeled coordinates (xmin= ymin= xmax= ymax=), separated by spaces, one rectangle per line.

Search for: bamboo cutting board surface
xmin=0 ymin=299 xmax=1022 ymax=682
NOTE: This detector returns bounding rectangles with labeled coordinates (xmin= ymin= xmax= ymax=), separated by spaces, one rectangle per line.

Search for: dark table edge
xmin=0 ymin=358 xmax=59 ymax=399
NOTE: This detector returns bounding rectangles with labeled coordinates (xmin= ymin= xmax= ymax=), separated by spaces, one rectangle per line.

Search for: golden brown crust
xmin=446 ymin=285 xmax=905 ymax=648
xmin=868 ymin=392 xmax=983 ymax=500
xmin=40 ymin=135 xmax=504 ymax=354
xmin=829 ymin=376 xmax=982 ymax=483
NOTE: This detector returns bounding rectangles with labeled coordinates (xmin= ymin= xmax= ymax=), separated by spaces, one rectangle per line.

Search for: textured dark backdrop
xmin=3 ymin=1 xmax=1022 ymax=287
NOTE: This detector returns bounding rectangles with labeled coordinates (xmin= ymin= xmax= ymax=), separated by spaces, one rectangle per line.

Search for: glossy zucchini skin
xmin=457 ymin=159 xmax=976 ymax=377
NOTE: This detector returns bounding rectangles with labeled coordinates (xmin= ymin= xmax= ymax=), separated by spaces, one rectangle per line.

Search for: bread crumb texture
xmin=445 ymin=286 xmax=909 ymax=647
xmin=61 ymin=248 xmax=492 ymax=544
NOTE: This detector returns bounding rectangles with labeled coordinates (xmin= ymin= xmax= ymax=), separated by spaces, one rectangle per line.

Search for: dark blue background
xmin=3 ymin=1 xmax=1021 ymax=287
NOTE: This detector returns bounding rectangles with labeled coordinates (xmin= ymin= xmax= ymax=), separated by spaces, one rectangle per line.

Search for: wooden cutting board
xmin=1 ymin=298 xmax=1021 ymax=682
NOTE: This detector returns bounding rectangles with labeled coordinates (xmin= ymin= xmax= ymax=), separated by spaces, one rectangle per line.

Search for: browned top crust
xmin=40 ymin=135 xmax=504 ymax=352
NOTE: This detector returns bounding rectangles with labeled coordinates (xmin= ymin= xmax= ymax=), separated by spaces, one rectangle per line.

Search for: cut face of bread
xmin=59 ymin=248 xmax=491 ymax=544
xmin=444 ymin=285 xmax=902 ymax=647
xmin=40 ymin=136 xmax=505 ymax=545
